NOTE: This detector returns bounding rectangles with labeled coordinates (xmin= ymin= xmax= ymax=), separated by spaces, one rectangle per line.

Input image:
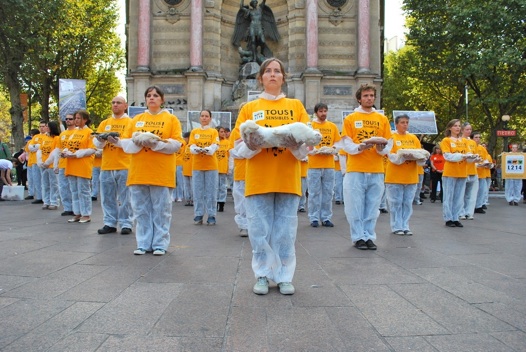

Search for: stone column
xmin=357 ymin=0 xmax=370 ymax=73
xmin=306 ymin=0 xmax=318 ymax=70
xmin=190 ymin=0 xmax=203 ymax=70
xmin=137 ymin=0 xmax=151 ymax=72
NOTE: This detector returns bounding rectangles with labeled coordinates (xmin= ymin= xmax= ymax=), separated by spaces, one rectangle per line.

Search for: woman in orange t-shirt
xmin=429 ymin=146 xmax=445 ymax=202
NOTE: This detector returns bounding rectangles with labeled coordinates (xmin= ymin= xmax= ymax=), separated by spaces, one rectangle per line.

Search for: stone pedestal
xmin=231 ymin=62 xmax=261 ymax=102
xmin=302 ymin=69 xmax=323 ymax=112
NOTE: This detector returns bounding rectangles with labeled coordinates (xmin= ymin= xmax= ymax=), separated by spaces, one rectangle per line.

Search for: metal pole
xmin=503 ymin=121 xmax=509 ymax=152
xmin=465 ymin=84 xmax=468 ymax=122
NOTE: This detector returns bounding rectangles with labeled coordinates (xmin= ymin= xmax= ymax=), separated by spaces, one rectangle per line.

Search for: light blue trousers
xmin=343 ymin=172 xmax=384 ymax=242
xmin=58 ymin=168 xmax=72 ymax=211
xmin=476 ymin=178 xmax=490 ymax=208
xmin=442 ymin=176 xmax=466 ymax=222
xmin=130 ymin=185 xmax=172 ymax=251
xmin=172 ymin=165 xmax=184 ymax=200
xmin=462 ymin=175 xmax=478 ymax=216
xmin=192 ymin=170 xmax=218 ymax=217
xmin=41 ymin=168 xmax=59 ymax=206
xmin=68 ymin=176 xmax=92 ymax=216
xmin=246 ymin=193 xmax=299 ymax=283
xmin=100 ymin=170 xmax=132 ymax=229
xmin=217 ymin=173 xmax=228 ymax=202
xmin=307 ymin=168 xmax=335 ymax=222
xmin=505 ymin=179 xmax=522 ymax=202
xmin=183 ymin=176 xmax=192 ymax=201
xmin=91 ymin=167 xmax=100 ymax=198
xmin=413 ymin=174 xmax=424 ymax=202
xmin=299 ymin=177 xmax=307 ymax=210
xmin=233 ymin=180 xmax=247 ymax=230
xmin=333 ymin=171 xmax=343 ymax=202
xmin=29 ymin=165 xmax=42 ymax=199
xmin=386 ymin=183 xmax=417 ymax=232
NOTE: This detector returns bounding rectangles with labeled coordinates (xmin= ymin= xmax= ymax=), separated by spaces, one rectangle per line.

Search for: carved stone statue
xmin=232 ymin=0 xmax=280 ymax=65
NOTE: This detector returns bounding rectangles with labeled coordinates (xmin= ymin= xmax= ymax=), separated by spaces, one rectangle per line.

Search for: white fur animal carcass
xmin=240 ymin=120 xmax=322 ymax=149
xmin=396 ymin=148 xmax=430 ymax=161
xmin=131 ymin=132 xmax=167 ymax=145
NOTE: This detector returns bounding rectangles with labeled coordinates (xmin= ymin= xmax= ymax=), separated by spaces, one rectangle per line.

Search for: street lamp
xmin=502 ymin=114 xmax=510 ymax=152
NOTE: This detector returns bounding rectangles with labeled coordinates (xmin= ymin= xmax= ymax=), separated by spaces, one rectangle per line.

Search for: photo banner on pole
xmin=59 ymin=79 xmax=86 ymax=121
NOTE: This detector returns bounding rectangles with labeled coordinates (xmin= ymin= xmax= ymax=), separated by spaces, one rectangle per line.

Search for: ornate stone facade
xmin=125 ymin=0 xmax=383 ymax=130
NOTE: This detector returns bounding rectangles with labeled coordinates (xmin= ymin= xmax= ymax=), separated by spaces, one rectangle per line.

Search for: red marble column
xmin=137 ymin=0 xmax=151 ymax=71
xmin=190 ymin=0 xmax=203 ymax=69
xmin=357 ymin=0 xmax=370 ymax=73
xmin=306 ymin=0 xmax=318 ymax=69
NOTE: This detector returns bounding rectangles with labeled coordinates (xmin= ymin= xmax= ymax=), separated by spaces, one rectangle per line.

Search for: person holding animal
xmin=231 ymin=58 xmax=312 ymax=295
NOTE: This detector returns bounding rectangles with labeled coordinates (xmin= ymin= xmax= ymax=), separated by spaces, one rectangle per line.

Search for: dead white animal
xmin=132 ymin=132 xmax=167 ymax=145
xmin=240 ymin=120 xmax=322 ymax=149
xmin=315 ymin=146 xmax=337 ymax=155
xmin=396 ymin=148 xmax=430 ymax=161
xmin=363 ymin=136 xmax=389 ymax=145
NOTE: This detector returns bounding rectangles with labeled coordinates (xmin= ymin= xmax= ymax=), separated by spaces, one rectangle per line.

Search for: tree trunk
xmin=5 ymin=69 xmax=25 ymax=151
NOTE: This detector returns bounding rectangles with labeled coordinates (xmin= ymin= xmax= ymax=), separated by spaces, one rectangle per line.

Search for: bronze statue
xmin=232 ymin=0 xmax=280 ymax=64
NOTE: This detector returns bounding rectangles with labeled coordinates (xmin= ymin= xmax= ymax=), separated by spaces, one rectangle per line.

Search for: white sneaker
xmin=153 ymin=249 xmax=166 ymax=256
xmin=253 ymin=277 xmax=269 ymax=295
xmin=239 ymin=229 xmax=248 ymax=237
xmin=459 ymin=215 xmax=467 ymax=220
xmin=466 ymin=215 xmax=474 ymax=220
xmin=278 ymin=282 xmax=295 ymax=295
xmin=134 ymin=248 xmax=146 ymax=255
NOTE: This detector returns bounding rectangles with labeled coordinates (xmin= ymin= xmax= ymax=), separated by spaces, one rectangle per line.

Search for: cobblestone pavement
xmin=0 ymin=192 xmax=525 ymax=351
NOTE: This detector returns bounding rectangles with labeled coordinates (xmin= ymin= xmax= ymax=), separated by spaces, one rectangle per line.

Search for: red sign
xmin=496 ymin=130 xmax=516 ymax=137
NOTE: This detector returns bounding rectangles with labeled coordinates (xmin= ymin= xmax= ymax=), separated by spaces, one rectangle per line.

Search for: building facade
xmin=125 ymin=0 xmax=384 ymax=130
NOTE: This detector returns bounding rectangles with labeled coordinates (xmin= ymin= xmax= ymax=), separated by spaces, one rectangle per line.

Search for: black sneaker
xmin=335 ymin=201 xmax=341 ymax=205
xmin=31 ymin=199 xmax=44 ymax=204
xmin=354 ymin=239 xmax=368 ymax=250
xmin=365 ymin=239 xmax=377 ymax=250
xmin=379 ymin=208 xmax=389 ymax=213
xmin=474 ymin=207 xmax=486 ymax=214
xmin=453 ymin=221 xmax=464 ymax=227
xmin=61 ymin=211 xmax=74 ymax=216
xmin=25 ymin=195 xmax=34 ymax=200
xmin=446 ymin=221 xmax=456 ymax=227
xmin=322 ymin=220 xmax=334 ymax=227
xmin=91 ymin=197 xmax=97 ymax=201
xmin=481 ymin=204 xmax=487 ymax=209
xmin=120 ymin=227 xmax=132 ymax=235
xmin=311 ymin=220 xmax=319 ymax=228
xmin=98 ymin=225 xmax=117 ymax=234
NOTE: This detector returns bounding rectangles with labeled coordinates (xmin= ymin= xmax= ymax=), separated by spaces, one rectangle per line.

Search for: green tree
xmin=0 ymin=0 xmax=63 ymax=150
xmin=403 ymin=0 xmax=526 ymax=155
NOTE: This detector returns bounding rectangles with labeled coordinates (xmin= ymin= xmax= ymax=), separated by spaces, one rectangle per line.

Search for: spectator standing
xmin=429 ymin=146 xmax=445 ymax=203
xmin=57 ymin=114 xmax=77 ymax=216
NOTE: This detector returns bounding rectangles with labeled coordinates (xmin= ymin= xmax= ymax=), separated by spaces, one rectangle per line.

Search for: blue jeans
xmin=462 ymin=175 xmax=478 ymax=216
xmin=217 ymin=173 xmax=228 ymax=202
xmin=246 ymin=193 xmax=299 ymax=283
xmin=343 ymin=172 xmax=384 ymax=242
xmin=307 ymin=168 xmax=335 ymax=222
xmin=386 ymin=183 xmax=417 ymax=232
xmin=183 ymin=176 xmax=192 ymax=201
xmin=299 ymin=177 xmax=307 ymax=210
xmin=68 ymin=176 xmax=92 ymax=216
xmin=442 ymin=176 xmax=466 ymax=221
xmin=29 ymin=165 xmax=42 ymax=199
xmin=130 ymin=185 xmax=172 ymax=251
xmin=91 ymin=167 xmax=100 ymax=198
xmin=172 ymin=165 xmax=184 ymax=200
xmin=192 ymin=170 xmax=218 ymax=217
xmin=100 ymin=170 xmax=132 ymax=229
xmin=333 ymin=171 xmax=343 ymax=202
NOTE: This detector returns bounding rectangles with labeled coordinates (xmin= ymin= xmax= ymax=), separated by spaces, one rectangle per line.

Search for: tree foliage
xmin=398 ymin=0 xmax=526 ymax=155
xmin=0 ymin=0 xmax=123 ymax=149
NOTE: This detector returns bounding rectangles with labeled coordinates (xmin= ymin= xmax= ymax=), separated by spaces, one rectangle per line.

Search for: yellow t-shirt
xmin=93 ymin=154 xmax=102 ymax=168
xmin=385 ymin=132 xmax=421 ymax=184
xmin=476 ymin=144 xmax=490 ymax=179
xmin=232 ymin=97 xmax=310 ymax=196
xmin=58 ymin=129 xmax=77 ymax=169
xmin=40 ymin=135 xmax=60 ymax=168
xmin=65 ymin=127 xmax=96 ymax=179
xmin=122 ymin=110 xmax=184 ymax=187
xmin=233 ymin=158 xmax=246 ymax=181
xmin=96 ymin=116 xmax=132 ymax=171
xmin=27 ymin=133 xmax=46 ymax=166
xmin=341 ymin=110 xmax=392 ymax=173
xmin=440 ymin=137 xmax=468 ymax=178
xmin=300 ymin=159 xmax=308 ymax=178
xmin=308 ymin=120 xmax=341 ymax=169
xmin=216 ymin=139 xmax=230 ymax=174
xmin=465 ymin=138 xmax=478 ymax=176
xmin=188 ymin=127 xmax=219 ymax=171
xmin=182 ymin=148 xmax=193 ymax=177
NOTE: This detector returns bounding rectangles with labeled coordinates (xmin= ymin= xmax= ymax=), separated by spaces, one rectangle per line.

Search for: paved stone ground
xmin=0 ymin=192 xmax=525 ymax=352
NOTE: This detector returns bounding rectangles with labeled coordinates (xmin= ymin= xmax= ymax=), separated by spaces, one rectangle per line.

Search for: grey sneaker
xmin=239 ymin=229 xmax=248 ymax=237
xmin=278 ymin=282 xmax=295 ymax=295
xmin=153 ymin=249 xmax=166 ymax=256
xmin=194 ymin=216 xmax=203 ymax=225
xmin=253 ymin=277 xmax=269 ymax=295
xmin=134 ymin=248 xmax=146 ymax=255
